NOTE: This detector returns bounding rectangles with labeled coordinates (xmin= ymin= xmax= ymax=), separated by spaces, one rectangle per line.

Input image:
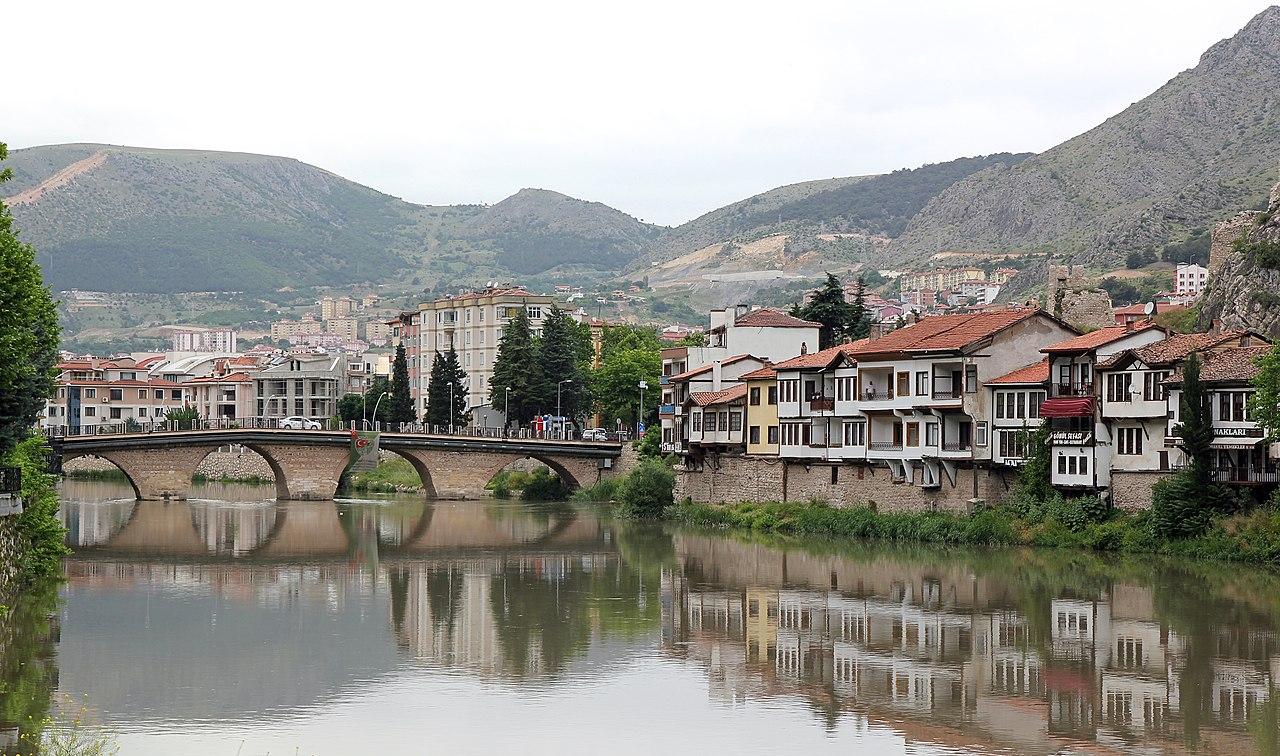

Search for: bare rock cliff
xmin=1200 ymin=182 xmax=1280 ymax=337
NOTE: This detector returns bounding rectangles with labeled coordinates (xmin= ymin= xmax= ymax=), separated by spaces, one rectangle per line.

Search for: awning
xmin=1210 ymin=437 xmax=1264 ymax=449
xmin=1039 ymin=397 xmax=1094 ymax=418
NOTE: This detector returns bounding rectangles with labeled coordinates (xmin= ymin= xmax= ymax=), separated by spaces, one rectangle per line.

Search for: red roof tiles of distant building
xmin=711 ymin=308 xmax=821 ymax=331
xmin=1041 ymin=322 xmax=1164 ymax=354
xmin=851 ymin=309 xmax=1049 ymax=356
xmin=689 ymin=384 xmax=748 ymax=406
xmin=739 ymin=366 xmax=777 ymax=381
xmin=773 ymin=339 xmax=872 ymax=370
xmin=988 ymin=359 xmax=1050 ymax=385
xmin=667 ymin=354 xmax=761 ymax=382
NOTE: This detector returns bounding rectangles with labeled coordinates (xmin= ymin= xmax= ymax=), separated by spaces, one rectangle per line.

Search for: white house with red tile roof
xmin=663 ymin=354 xmax=769 ymax=453
xmin=987 ymin=359 xmax=1050 ymax=466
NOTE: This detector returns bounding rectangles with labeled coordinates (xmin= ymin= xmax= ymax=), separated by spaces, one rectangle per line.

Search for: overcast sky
xmin=3 ymin=1 xmax=1271 ymax=226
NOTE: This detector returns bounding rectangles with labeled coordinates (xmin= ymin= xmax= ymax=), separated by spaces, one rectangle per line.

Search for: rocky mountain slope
xmin=890 ymin=5 xmax=1280 ymax=269
xmin=1199 ymin=182 xmax=1280 ymax=337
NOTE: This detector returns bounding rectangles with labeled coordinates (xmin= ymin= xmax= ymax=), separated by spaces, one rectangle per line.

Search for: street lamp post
xmin=556 ymin=379 xmax=573 ymax=439
xmin=370 ymin=391 xmax=389 ymax=431
xmin=637 ymin=380 xmax=648 ymax=438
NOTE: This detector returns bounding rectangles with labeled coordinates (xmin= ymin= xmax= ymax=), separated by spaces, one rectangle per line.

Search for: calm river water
xmin=2 ymin=479 xmax=1279 ymax=754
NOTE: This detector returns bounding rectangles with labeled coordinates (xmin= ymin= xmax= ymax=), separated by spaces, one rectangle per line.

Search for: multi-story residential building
xmin=742 ymin=366 xmax=779 ymax=456
xmin=254 ymin=355 xmax=342 ymax=421
xmin=1039 ymin=322 xmax=1167 ymax=492
xmin=417 ymin=287 xmax=555 ymax=423
xmin=1097 ymin=330 xmax=1267 ymax=489
xmin=365 ymin=320 xmax=393 ymax=344
xmin=837 ymin=308 xmax=1075 ymax=489
xmin=319 ymin=295 xmax=356 ymax=320
xmin=44 ymin=357 xmax=191 ymax=432
xmin=1174 ymin=263 xmax=1209 ymax=298
xmin=772 ymin=341 xmax=865 ymax=463
xmin=326 ymin=317 xmax=359 ymax=342
xmin=987 ymin=359 xmax=1049 ymax=467
xmin=166 ymin=326 xmax=238 ymax=353
xmin=667 ymin=355 xmax=769 ymax=454
xmin=270 ymin=314 xmax=323 ymax=341
xmin=660 ymin=308 xmax=819 ymax=449
xmin=186 ymin=371 xmax=256 ymax=420
xmin=898 ymin=268 xmax=986 ymax=293
xmin=389 ymin=311 xmax=422 ymax=413
xmin=684 ymin=385 xmax=749 ymax=454
xmin=1165 ymin=344 xmax=1277 ymax=485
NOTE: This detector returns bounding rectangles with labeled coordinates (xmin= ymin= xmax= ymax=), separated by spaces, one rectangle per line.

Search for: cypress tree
xmin=388 ymin=343 xmax=416 ymax=424
xmin=490 ymin=308 xmax=544 ymax=428
xmin=426 ymin=346 xmax=469 ymax=428
xmin=537 ymin=307 xmax=590 ymax=424
xmin=1153 ymin=352 xmax=1222 ymax=537
xmin=797 ymin=273 xmax=860 ymax=349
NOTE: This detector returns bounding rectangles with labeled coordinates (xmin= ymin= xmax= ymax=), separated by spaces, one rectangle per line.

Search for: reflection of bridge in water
xmin=61 ymin=498 xmax=609 ymax=561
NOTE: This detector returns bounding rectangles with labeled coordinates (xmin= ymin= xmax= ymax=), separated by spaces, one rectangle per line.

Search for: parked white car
xmin=583 ymin=428 xmax=609 ymax=442
xmin=280 ymin=416 xmax=322 ymax=430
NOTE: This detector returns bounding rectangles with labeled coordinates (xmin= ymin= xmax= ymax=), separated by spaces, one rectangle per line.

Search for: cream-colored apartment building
xmin=416 ymin=287 xmax=555 ymax=419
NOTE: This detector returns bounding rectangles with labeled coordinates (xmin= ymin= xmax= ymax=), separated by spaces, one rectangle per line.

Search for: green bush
xmin=617 ymin=459 xmax=675 ymax=518
xmin=573 ymin=476 xmax=623 ymax=503
xmin=521 ymin=468 xmax=570 ymax=501
xmin=4 ymin=436 xmax=70 ymax=585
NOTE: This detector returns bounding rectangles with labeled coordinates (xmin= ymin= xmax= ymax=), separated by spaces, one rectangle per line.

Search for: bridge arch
xmin=62 ymin=453 xmax=143 ymax=500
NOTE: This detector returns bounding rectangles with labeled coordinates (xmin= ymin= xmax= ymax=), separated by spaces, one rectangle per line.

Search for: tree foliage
xmin=1250 ymin=343 xmax=1280 ymax=441
xmin=538 ymin=307 xmax=591 ymax=422
xmin=794 ymin=273 xmax=868 ymax=350
xmin=426 ymin=346 xmax=470 ymax=427
xmin=592 ymin=333 xmax=660 ymax=431
xmin=388 ymin=343 xmax=416 ymax=423
xmin=0 ymin=143 xmax=59 ymax=454
xmin=1153 ymin=352 xmax=1231 ymax=537
xmin=490 ymin=308 xmax=546 ymax=427
xmin=617 ymin=458 xmax=675 ymax=518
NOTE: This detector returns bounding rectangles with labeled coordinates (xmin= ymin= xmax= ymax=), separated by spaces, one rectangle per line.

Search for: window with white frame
xmin=1117 ymin=427 xmax=1143 ymax=455
xmin=842 ymin=420 xmax=865 ymax=446
xmin=779 ymin=379 xmax=799 ymax=404
xmin=925 ymin=422 xmax=939 ymax=447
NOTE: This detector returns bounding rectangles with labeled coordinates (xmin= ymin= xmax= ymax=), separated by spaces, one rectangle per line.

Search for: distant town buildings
xmin=166 ymin=326 xmax=238 ymax=353
xmin=1175 ymin=262 xmax=1209 ymax=298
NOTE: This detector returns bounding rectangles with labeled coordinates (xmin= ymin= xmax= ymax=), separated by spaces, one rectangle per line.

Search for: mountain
xmin=0 ymin=143 xmax=446 ymax=293
xmin=889 ymin=6 xmax=1280 ymax=269
xmin=460 ymin=188 xmax=663 ymax=274
xmin=642 ymin=153 xmax=1030 ymax=268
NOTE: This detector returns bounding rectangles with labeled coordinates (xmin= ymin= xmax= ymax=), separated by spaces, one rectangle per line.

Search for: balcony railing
xmin=1212 ymin=467 xmax=1280 ymax=484
xmin=0 ymin=467 xmax=20 ymax=495
xmin=931 ymin=387 xmax=962 ymax=400
xmin=862 ymin=390 xmax=894 ymax=401
xmin=869 ymin=441 xmax=903 ymax=451
xmin=1053 ymin=383 xmax=1091 ymax=397
xmin=941 ymin=442 xmax=972 ymax=452
xmin=809 ymin=397 xmax=835 ymax=411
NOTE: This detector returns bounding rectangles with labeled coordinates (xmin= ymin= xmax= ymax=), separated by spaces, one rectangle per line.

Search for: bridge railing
xmin=43 ymin=417 xmax=628 ymax=443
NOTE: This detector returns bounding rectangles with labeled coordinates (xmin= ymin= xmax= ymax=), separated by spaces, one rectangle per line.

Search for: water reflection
xmin=10 ymin=480 xmax=1280 ymax=753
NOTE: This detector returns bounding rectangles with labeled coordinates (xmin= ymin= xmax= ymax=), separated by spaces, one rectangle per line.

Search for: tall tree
xmin=592 ymin=346 xmax=661 ymax=431
xmin=538 ymin=307 xmax=590 ymax=423
xmin=847 ymin=275 xmax=871 ymax=340
xmin=797 ymin=273 xmax=860 ymax=350
xmin=0 ymin=142 xmax=59 ymax=454
xmin=388 ymin=343 xmax=416 ymax=424
xmin=364 ymin=375 xmax=392 ymax=425
xmin=1249 ymin=343 xmax=1280 ymax=440
xmin=490 ymin=308 xmax=545 ymax=427
xmin=426 ymin=346 xmax=469 ymax=428
xmin=1153 ymin=351 xmax=1224 ymax=537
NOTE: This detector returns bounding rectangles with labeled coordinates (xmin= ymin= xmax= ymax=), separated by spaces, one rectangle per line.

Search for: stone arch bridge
xmin=50 ymin=429 xmax=625 ymax=501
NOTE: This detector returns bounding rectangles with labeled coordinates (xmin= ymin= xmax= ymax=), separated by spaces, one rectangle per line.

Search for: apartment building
xmin=365 ymin=320 xmax=393 ymax=343
xmin=187 ymin=371 xmax=255 ymax=420
xmin=898 ymin=268 xmax=986 ymax=293
xmin=1165 ymin=344 xmax=1277 ymax=485
xmin=326 ymin=317 xmax=359 ymax=342
xmin=417 ymin=288 xmax=555 ymax=421
xmin=44 ymin=357 xmax=190 ymax=432
xmin=319 ymin=295 xmax=356 ymax=320
xmin=254 ymin=355 xmax=343 ymax=421
xmin=1174 ymin=263 xmax=1209 ymax=298
xmin=166 ymin=326 xmax=238 ymax=353
xmin=1039 ymin=322 xmax=1167 ymax=491
xmin=667 ymin=355 xmax=769 ymax=454
xmin=772 ymin=341 xmax=865 ymax=463
xmin=389 ymin=312 xmax=422 ymax=412
xmin=271 ymin=313 xmax=323 ymax=341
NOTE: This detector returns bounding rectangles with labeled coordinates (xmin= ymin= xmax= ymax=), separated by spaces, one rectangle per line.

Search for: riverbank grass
xmin=346 ymin=457 xmax=423 ymax=494
xmin=669 ymin=498 xmax=1280 ymax=566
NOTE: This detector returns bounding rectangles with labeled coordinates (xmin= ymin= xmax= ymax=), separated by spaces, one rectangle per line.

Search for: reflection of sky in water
xmin=38 ymin=479 xmax=1280 ymax=755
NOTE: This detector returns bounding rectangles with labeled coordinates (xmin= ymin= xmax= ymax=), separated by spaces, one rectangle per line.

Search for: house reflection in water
xmin=663 ymin=534 xmax=1279 ymax=753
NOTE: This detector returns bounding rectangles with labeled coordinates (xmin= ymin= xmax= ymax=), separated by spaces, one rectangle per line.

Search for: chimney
xmin=733 ymin=304 xmax=749 ymax=323
xmin=1124 ymin=319 xmax=1134 ymax=332
xmin=1211 ymin=318 xmax=1223 ymax=336
xmin=712 ymin=360 xmax=723 ymax=391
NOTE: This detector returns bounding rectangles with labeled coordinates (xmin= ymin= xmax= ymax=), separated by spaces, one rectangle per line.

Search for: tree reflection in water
xmin=0 ymin=582 xmax=59 ymax=754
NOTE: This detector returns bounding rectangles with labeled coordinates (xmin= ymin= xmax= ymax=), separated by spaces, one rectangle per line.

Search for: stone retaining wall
xmin=1110 ymin=470 xmax=1170 ymax=510
xmin=674 ymin=455 xmax=1015 ymax=513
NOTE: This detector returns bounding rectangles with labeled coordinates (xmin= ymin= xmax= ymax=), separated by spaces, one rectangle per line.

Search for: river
xmin=1 ymin=479 xmax=1278 ymax=754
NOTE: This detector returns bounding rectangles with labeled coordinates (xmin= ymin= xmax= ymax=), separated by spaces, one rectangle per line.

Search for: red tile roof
xmin=740 ymin=366 xmax=777 ymax=380
xmin=1166 ymin=346 xmax=1272 ymax=385
xmin=689 ymin=384 xmax=748 ymax=406
xmin=988 ymin=359 xmax=1050 ymax=385
xmin=851 ymin=309 xmax=1049 ymax=356
xmin=1041 ymin=322 xmax=1163 ymax=354
xmin=773 ymin=339 xmax=872 ymax=370
xmin=711 ymin=308 xmax=820 ymax=331
xmin=667 ymin=354 xmax=761 ymax=382
xmin=1099 ymin=330 xmax=1266 ymax=369
xmin=185 ymin=372 xmax=252 ymax=383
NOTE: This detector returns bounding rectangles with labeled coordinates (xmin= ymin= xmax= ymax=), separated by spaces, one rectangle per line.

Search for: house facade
xmin=254 ymin=355 xmax=342 ymax=421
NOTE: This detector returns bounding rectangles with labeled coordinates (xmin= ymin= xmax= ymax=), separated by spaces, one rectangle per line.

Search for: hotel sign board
xmin=1049 ymin=431 xmax=1093 ymax=446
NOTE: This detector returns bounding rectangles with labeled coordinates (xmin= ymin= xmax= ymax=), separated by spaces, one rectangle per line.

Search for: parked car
xmin=583 ymin=428 xmax=609 ymax=442
xmin=280 ymin=416 xmax=322 ymax=430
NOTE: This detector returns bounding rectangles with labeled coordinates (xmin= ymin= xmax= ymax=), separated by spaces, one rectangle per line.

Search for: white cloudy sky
xmin=3 ymin=1 xmax=1270 ymax=226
